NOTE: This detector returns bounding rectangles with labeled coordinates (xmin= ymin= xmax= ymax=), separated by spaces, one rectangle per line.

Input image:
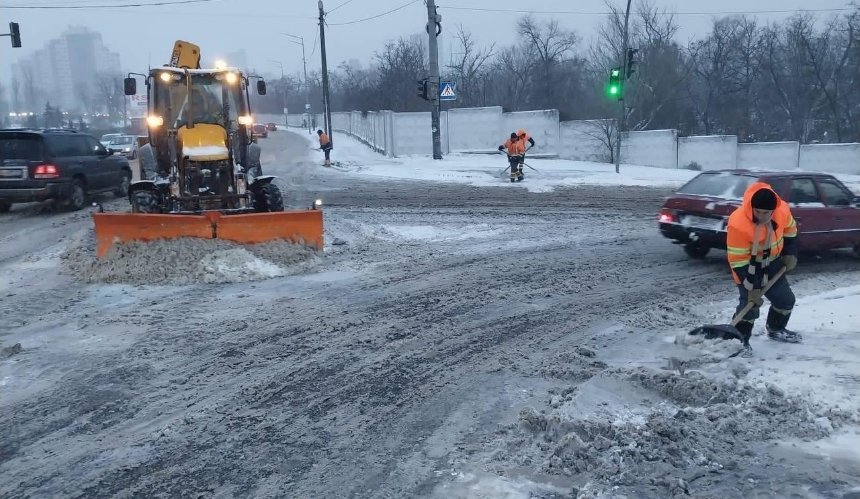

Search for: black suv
xmin=0 ymin=129 xmax=132 ymax=212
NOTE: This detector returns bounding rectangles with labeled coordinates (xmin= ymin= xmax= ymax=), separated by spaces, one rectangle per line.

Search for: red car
xmin=252 ymin=124 xmax=268 ymax=138
xmin=659 ymin=170 xmax=860 ymax=259
xmin=266 ymin=123 xmax=277 ymax=132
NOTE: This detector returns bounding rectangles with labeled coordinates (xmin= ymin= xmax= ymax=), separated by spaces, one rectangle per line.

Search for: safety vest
xmin=726 ymin=182 xmax=798 ymax=283
xmin=504 ymin=138 xmax=525 ymax=155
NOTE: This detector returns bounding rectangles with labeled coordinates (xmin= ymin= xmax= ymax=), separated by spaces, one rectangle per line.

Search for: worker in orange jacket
xmin=498 ymin=132 xmax=526 ymax=182
xmin=317 ymin=129 xmax=332 ymax=167
xmin=726 ymin=182 xmax=800 ymax=355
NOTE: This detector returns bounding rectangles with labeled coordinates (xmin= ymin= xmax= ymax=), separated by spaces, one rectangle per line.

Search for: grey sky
xmin=1 ymin=0 xmax=854 ymax=85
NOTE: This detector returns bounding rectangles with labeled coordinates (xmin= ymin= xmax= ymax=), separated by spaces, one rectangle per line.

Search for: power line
xmin=2 ymin=0 xmax=218 ymax=8
xmin=438 ymin=5 xmax=857 ymax=16
xmin=327 ymin=0 xmax=421 ymax=26
xmin=327 ymin=0 xmax=357 ymax=15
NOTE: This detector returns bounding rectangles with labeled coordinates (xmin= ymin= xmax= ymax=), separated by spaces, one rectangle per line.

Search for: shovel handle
xmin=730 ymin=266 xmax=787 ymax=326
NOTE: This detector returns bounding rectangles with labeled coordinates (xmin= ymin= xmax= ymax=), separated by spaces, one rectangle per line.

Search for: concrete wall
xmin=738 ymin=142 xmax=800 ymax=171
xmin=558 ymin=120 xmax=612 ymax=162
xmin=501 ymin=109 xmax=560 ymax=156
xmin=622 ymin=129 xmax=678 ymax=169
xmin=446 ymin=106 xmax=503 ymax=153
xmin=678 ymin=135 xmax=738 ymax=171
xmin=799 ymin=143 xmax=860 ymax=175
xmin=391 ymin=112 xmax=432 ymax=156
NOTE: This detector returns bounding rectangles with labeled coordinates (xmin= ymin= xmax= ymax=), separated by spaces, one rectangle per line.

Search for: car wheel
xmin=131 ymin=190 xmax=160 ymax=213
xmin=130 ymin=150 xmax=137 ymax=160
xmin=68 ymin=179 xmax=86 ymax=211
xmin=684 ymin=243 xmax=710 ymax=259
xmin=0 ymin=201 xmax=11 ymax=213
xmin=253 ymin=183 xmax=284 ymax=212
xmin=115 ymin=171 xmax=131 ymax=197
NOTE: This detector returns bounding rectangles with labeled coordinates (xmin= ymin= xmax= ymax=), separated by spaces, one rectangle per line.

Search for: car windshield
xmin=101 ymin=134 xmax=119 ymax=141
xmin=676 ymin=172 xmax=758 ymax=200
xmin=0 ymin=136 xmax=44 ymax=161
xmin=109 ymin=136 xmax=134 ymax=145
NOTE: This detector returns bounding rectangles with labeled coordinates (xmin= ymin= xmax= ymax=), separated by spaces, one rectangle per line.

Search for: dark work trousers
xmin=322 ymin=146 xmax=332 ymax=161
xmin=735 ymin=261 xmax=796 ymax=324
xmin=508 ymin=154 xmax=523 ymax=175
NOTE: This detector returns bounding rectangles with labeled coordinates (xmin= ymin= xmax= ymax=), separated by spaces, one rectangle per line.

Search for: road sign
xmin=305 ymin=103 xmax=311 ymax=111
xmin=439 ymin=81 xmax=456 ymax=101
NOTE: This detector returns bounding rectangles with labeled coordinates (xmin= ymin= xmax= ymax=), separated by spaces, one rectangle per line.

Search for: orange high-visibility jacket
xmin=726 ymin=182 xmax=798 ymax=284
xmin=319 ymin=133 xmax=331 ymax=147
xmin=503 ymin=138 xmax=525 ymax=155
xmin=517 ymin=129 xmax=530 ymax=143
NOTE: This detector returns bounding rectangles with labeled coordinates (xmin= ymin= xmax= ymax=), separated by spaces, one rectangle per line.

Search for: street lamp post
xmin=268 ymin=59 xmax=288 ymax=127
xmin=281 ymin=32 xmax=311 ymax=133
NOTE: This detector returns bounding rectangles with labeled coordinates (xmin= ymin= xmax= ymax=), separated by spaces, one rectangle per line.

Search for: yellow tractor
xmin=92 ymin=40 xmax=323 ymax=257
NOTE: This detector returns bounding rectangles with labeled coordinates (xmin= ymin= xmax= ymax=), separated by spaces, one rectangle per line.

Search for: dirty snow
xmin=60 ymin=230 xmax=318 ymax=285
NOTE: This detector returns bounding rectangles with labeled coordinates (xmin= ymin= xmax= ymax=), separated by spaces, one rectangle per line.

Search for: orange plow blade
xmin=92 ymin=210 xmax=324 ymax=258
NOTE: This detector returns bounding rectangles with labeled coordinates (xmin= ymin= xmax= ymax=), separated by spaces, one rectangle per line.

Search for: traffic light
xmin=417 ymin=78 xmax=428 ymax=100
xmin=9 ymin=22 xmax=21 ymax=48
xmin=626 ymin=48 xmax=638 ymax=77
xmin=606 ymin=67 xmax=622 ymax=100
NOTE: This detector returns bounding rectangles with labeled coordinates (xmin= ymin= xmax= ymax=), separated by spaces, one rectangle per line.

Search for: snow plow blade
xmin=92 ymin=210 xmax=324 ymax=258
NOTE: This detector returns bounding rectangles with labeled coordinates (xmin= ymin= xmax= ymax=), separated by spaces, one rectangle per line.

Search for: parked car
xmin=252 ymin=124 xmax=268 ymax=139
xmin=100 ymin=133 xmax=122 ymax=148
xmin=659 ymin=169 xmax=860 ymax=259
xmin=266 ymin=123 xmax=277 ymax=132
xmin=0 ymin=129 xmax=132 ymax=212
xmin=107 ymin=134 xmax=138 ymax=159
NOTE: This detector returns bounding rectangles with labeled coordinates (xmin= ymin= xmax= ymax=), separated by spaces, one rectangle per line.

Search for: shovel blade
xmin=688 ymin=324 xmax=743 ymax=342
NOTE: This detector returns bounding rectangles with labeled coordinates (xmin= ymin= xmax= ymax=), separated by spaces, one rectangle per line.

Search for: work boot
xmin=324 ymin=159 xmax=331 ymax=167
xmin=766 ymin=308 xmax=802 ymax=343
xmin=510 ymin=170 xmax=518 ymax=183
xmin=735 ymin=320 xmax=754 ymax=346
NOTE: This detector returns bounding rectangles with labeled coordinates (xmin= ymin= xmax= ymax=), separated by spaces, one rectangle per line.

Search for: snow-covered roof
xmin=152 ymin=66 xmax=243 ymax=74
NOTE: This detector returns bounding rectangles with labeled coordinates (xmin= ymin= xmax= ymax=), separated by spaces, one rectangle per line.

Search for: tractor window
xmin=155 ymin=73 xmax=244 ymax=129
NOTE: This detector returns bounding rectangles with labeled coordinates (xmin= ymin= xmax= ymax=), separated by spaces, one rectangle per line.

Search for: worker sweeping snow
xmin=317 ymin=129 xmax=333 ymax=167
xmin=498 ymin=132 xmax=526 ymax=182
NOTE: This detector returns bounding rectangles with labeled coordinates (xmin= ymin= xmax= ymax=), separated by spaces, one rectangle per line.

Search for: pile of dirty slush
xmin=61 ymin=231 xmax=319 ymax=285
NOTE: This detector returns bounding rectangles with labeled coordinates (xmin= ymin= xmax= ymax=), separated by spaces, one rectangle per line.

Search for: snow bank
xmin=60 ymin=231 xmax=318 ymax=285
xmin=301 ymin=132 xmax=698 ymax=193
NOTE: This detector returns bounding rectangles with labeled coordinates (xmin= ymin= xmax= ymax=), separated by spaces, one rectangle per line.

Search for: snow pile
xmin=61 ymin=231 xmax=318 ymax=285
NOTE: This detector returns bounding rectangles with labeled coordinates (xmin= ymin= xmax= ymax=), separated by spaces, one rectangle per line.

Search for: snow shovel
xmin=688 ymin=265 xmax=787 ymax=342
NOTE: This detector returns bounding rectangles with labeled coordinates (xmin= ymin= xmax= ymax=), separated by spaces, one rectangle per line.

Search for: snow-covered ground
xmin=2 ymin=130 xmax=859 ymax=498
xmin=298 ymin=128 xmax=860 ymax=195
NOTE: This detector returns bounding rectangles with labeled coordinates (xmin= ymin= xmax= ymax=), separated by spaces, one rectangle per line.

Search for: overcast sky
xmin=1 ymin=0 xmax=855 ymax=85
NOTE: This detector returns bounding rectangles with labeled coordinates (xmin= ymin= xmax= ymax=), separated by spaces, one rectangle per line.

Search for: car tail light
xmin=34 ymin=164 xmax=60 ymax=179
xmin=658 ymin=208 xmax=676 ymax=223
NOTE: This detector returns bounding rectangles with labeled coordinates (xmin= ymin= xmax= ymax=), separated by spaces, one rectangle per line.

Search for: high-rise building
xmin=10 ymin=26 xmax=121 ymax=113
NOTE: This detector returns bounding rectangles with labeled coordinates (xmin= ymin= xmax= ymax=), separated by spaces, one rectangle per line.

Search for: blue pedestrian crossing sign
xmin=439 ymin=81 xmax=457 ymax=101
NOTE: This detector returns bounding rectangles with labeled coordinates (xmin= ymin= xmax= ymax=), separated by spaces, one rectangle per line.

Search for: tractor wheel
xmin=254 ymin=183 xmax=284 ymax=212
xmin=138 ymin=144 xmax=157 ymax=181
xmin=131 ymin=190 xmax=160 ymax=213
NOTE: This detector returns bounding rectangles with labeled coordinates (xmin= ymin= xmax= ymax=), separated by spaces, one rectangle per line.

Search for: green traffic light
xmin=609 ymin=86 xmax=619 ymax=95
xmin=611 ymin=69 xmax=620 ymax=77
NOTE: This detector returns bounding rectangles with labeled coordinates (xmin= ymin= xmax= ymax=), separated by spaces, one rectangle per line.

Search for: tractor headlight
xmin=146 ymin=115 xmax=164 ymax=128
xmin=159 ymin=72 xmax=172 ymax=82
xmin=225 ymin=72 xmax=238 ymax=85
xmin=238 ymin=115 xmax=253 ymax=126
xmin=313 ymin=199 xmax=323 ymax=210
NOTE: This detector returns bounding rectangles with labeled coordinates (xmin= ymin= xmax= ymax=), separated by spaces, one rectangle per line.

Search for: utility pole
xmin=426 ymin=0 xmax=442 ymax=159
xmin=614 ymin=0 xmax=632 ymax=174
xmin=269 ymin=60 xmax=287 ymax=127
xmin=282 ymin=33 xmax=310 ymax=133
xmin=318 ymin=1 xmax=333 ymax=144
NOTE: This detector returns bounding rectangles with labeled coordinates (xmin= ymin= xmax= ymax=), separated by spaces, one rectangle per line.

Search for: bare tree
xmin=374 ymin=37 xmax=427 ymax=111
xmin=581 ymin=119 xmax=618 ymax=162
xmin=445 ymin=26 xmax=495 ymax=107
xmin=517 ymin=15 xmax=579 ymax=110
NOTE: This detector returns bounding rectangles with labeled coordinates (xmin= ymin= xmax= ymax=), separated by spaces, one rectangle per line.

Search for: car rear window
xmin=0 ymin=135 xmax=44 ymax=161
xmin=676 ymin=173 xmax=757 ymax=199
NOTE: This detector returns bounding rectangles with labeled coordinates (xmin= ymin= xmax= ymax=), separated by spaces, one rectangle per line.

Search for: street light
xmin=280 ymin=32 xmax=311 ymax=133
xmin=269 ymin=59 xmax=288 ymax=126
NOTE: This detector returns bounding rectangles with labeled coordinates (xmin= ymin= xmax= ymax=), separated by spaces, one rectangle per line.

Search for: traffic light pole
xmin=426 ymin=0 xmax=443 ymax=160
xmin=614 ymin=0 xmax=632 ymax=174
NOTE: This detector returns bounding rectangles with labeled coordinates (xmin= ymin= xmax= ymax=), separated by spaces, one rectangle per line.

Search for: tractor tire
xmin=115 ymin=170 xmax=131 ymax=198
xmin=254 ymin=183 xmax=284 ymax=212
xmin=138 ymin=143 xmax=157 ymax=181
xmin=684 ymin=243 xmax=710 ymax=259
xmin=131 ymin=190 xmax=160 ymax=214
xmin=67 ymin=179 xmax=87 ymax=211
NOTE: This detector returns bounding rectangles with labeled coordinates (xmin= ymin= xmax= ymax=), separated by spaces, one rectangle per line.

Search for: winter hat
xmin=751 ymin=188 xmax=777 ymax=210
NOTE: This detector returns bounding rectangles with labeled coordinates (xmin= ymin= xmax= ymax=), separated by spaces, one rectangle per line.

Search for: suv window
xmin=84 ymin=136 xmax=106 ymax=156
xmin=0 ymin=135 xmax=44 ymax=161
xmin=676 ymin=173 xmax=757 ymax=199
xmin=817 ymin=178 xmax=854 ymax=206
xmin=45 ymin=135 xmax=89 ymax=157
xmin=789 ymin=178 xmax=822 ymax=204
